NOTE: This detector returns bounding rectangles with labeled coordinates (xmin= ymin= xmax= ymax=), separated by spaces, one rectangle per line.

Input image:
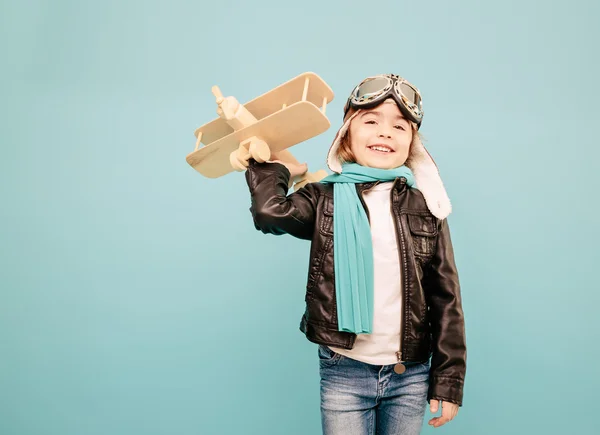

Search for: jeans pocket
xmin=318 ymin=344 xmax=342 ymax=366
xmin=420 ymin=358 xmax=432 ymax=371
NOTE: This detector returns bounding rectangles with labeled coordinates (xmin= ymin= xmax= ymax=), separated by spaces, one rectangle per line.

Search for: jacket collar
xmin=356 ymin=177 xmax=408 ymax=193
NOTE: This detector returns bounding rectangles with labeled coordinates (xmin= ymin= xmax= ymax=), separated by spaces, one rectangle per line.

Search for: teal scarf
xmin=319 ymin=163 xmax=417 ymax=333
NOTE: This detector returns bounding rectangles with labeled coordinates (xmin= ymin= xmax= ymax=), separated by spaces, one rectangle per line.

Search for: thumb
xmin=430 ymin=399 xmax=439 ymax=413
xmin=294 ymin=163 xmax=308 ymax=176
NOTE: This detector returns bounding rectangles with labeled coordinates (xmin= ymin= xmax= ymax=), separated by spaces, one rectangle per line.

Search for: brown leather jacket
xmin=244 ymin=159 xmax=467 ymax=406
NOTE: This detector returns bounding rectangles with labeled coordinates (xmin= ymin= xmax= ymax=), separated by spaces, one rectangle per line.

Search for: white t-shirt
xmin=327 ymin=181 xmax=403 ymax=365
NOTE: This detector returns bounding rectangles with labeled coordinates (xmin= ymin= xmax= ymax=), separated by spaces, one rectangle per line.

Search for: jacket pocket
xmin=319 ymin=197 xmax=334 ymax=236
xmin=407 ymin=214 xmax=437 ymax=256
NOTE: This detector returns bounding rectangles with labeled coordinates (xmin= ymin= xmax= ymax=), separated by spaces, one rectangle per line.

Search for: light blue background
xmin=1 ymin=0 xmax=598 ymax=434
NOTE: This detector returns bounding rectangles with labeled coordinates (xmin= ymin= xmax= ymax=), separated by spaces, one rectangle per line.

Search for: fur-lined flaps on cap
xmin=325 ymin=108 xmax=452 ymax=220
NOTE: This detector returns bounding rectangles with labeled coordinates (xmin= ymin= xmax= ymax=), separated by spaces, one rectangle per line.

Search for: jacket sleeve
xmin=244 ymin=159 xmax=319 ymax=240
xmin=423 ymin=217 xmax=467 ymax=407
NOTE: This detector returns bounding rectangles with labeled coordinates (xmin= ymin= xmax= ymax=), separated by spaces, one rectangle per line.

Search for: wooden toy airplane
xmin=186 ymin=72 xmax=334 ymax=191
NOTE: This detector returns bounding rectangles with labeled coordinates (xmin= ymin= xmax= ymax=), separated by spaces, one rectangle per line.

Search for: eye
xmin=365 ymin=120 xmax=377 ymax=125
xmin=394 ymin=125 xmax=406 ymax=130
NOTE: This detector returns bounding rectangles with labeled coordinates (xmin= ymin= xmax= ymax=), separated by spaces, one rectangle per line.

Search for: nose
xmin=378 ymin=129 xmax=392 ymax=139
xmin=377 ymin=122 xmax=393 ymax=138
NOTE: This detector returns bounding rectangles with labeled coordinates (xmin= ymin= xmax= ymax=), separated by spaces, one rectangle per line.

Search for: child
xmin=244 ymin=74 xmax=466 ymax=434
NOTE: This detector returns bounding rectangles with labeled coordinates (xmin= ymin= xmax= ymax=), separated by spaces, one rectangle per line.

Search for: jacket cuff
xmin=428 ymin=375 xmax=464 ymax=407
xmin=247 ymin=159 xmax=291 ymax=180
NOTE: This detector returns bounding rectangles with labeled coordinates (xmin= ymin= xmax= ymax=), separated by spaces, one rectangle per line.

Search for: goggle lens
xmin=354 ymin=77 xmax=391 ymax=101
xmin=395 ymin=81 xmax=423 ymax=115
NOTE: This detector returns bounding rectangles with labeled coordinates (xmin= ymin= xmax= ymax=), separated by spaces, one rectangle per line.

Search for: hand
xmin=428 ymin=399 xmax=459 ymax=428
xmin=270 ymin=160 xmax=308 ymax=180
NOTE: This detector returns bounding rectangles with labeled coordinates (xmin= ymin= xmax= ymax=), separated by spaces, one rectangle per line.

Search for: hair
xmin=336 ymin=118 xmax=425 ymax=165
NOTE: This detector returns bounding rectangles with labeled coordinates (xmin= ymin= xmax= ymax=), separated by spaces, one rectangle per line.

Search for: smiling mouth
xmin=367 ymin=145 xmax=395 ymax=153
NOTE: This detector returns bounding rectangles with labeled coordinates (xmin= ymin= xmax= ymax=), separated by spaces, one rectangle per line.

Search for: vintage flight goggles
xmin=343 ymin=74 xmax=424 ymax=128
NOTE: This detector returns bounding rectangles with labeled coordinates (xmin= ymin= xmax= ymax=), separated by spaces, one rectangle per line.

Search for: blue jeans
xmin=318 ymin=344 xmax=430 ymax=435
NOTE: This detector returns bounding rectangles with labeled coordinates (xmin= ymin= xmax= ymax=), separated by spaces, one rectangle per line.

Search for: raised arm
xmin=244 ymin=159 xmax=320 ymax=240
xmin=423 ymin=217 xmax=467 ymax=407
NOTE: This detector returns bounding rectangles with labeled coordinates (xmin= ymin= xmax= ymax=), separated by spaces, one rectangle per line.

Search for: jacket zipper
xmin=390 ymin=177 xmax=408 ymax=372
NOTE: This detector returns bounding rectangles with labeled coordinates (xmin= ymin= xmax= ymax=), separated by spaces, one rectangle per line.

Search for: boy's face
xmin=348 ymin=99 xmax=413 ymax=169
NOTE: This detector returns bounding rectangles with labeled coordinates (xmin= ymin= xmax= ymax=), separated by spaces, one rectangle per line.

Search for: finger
xmin=432 ymin=417 xmax=450 ymax=428
xmin=295 ymin=166 xmax=308 ymax=177
xmin=429 ymin=415 xmax=450 ymax=427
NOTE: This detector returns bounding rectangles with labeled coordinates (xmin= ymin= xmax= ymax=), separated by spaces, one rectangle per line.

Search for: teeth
xmin=369 ymin=146 xmax=392 ymax=152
